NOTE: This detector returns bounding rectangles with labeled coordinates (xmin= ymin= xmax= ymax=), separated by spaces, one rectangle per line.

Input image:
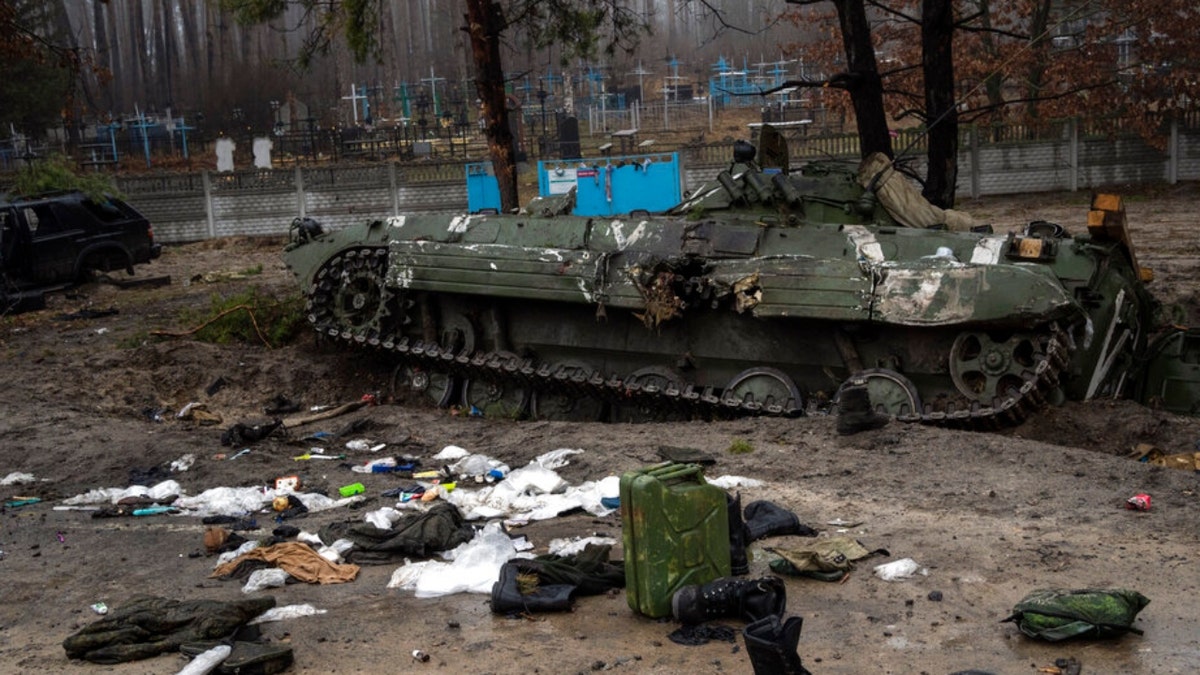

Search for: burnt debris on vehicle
xmin=1 ymin=190 xmax=162 ymax=313
xmin=282 ymin=124 xmax=1200 ymax=427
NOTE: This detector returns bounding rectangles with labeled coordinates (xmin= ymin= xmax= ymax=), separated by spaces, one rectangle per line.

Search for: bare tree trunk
xmin=465 ymin=0 xmax=519 ymax=212
xmin=1024 ymin=0 xmax=1053 ymax=120
xmin=922 ymin=0 xmax=958 ymax=207
xmin=830 ymin=0 xmax=892 ymax=159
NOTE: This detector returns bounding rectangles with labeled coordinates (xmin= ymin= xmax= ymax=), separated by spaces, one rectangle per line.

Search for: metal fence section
xmin=117 ymin=161 xmax=466 ymax=243
xmin=21 ymin=115 xmax=1196 ymax=245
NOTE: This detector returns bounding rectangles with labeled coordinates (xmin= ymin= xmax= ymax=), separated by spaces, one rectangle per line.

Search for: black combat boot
xmin=490 ymin=561 xmax=576 ymax=614
xmin=836 ymin=377 xmax=889 ymax=435
xmin=743 ymin=614 xmax=812 ymax=675
xmin=671 ymin=576 xmax=786 ymax=625
xmin=728 ymin=492 xmax=749 ymax=576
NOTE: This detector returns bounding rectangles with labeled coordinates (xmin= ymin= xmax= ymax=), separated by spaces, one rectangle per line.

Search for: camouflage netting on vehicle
xmin=1002 ymin=587 xmax=1150 ymax=641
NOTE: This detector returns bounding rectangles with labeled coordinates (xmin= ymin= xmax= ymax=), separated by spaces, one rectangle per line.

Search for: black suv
xmin=1 ymin=191 xmax=161 ymax=309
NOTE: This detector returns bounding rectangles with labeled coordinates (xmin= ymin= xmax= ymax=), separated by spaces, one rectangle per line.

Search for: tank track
xmin=304 ymin=248 xmax=1072 ymax=430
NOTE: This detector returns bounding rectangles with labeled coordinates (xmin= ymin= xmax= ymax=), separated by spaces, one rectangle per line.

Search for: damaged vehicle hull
xmin=283 ymin=129 xmax=1198 ymax=427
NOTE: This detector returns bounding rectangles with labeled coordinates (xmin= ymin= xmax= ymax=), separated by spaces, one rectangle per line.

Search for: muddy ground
xmin=1 ymin=184 xmax=1199 ymax=675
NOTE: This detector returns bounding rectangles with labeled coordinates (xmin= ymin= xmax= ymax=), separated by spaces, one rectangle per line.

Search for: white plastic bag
xmin=242 ymin=568 xmax=290 ymax=593
xmin=175 ymin=644 xmax=231 ymax=675
xmin=874 ymin=558 xmax=926 ymax=581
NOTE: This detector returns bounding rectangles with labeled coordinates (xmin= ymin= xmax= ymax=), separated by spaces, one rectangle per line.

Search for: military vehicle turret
xmin=283 ymin=126 xmax=1200 ymax=427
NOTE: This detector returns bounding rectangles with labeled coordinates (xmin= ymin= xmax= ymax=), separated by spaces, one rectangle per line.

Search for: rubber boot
xmin=837 ymin=377 xmax=889 ymax=435
xmin=743 ymin=500 xmax=810 ymax=542
xmin=490 ymin=561 xmax=575 ymax=614
xmin=728 ymin=492 xmax=749 ymax=576
xmin=743 ymin=614 xmax=812 ymax=675
xmin=671 ymin=576 xmax=786 ymax=625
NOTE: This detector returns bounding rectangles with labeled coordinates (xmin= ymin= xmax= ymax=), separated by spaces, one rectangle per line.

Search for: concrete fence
xmin=115 ymin=117 xmax=1199 ymax=245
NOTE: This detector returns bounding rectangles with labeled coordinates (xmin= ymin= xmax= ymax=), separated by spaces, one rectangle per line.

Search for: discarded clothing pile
xmin=490 ymin=543 xmax=625 ymax=614
xmin=62 ymin=595 xmax=274 ymax=663
xmin=211 ymin=541 xmax=360 ymax=584
xmin=319 ymin=502 xmax=476 ymax=564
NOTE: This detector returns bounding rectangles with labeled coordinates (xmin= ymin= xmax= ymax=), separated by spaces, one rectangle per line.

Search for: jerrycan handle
xmin=646 ymin=462 xmax=705 ymax=483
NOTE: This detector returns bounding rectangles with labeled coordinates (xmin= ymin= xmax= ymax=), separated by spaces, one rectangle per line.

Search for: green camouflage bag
xmin=1002 ymin=588 xmax=1150 ymax=641
xmin=765 ymin=535 xmax=887 ymax=582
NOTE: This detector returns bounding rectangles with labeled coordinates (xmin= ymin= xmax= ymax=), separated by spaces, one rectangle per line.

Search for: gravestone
xmin=215 ymin=138 xmax=236 ymax=172
xmin=558 ymin=117 xmax=581 ymax=160
xmin=253 ymin=138 xmax=273 ymax=169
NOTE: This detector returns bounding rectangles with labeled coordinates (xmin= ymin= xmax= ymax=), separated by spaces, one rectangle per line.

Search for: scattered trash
xmin=1129 ymin=443 xmax=1200 ymax=471
xmin=90 ymin=602 xmax=108 ymax=615
xmin=176 ymin=403 xmax=222 ymax=425
xmin=293 ymin=451 xmax=345 ymax=461
xmin=1 ymin=472 xmax=38 ymax=486
xmin=247 ymin=603 xmax=327 ymax=625
xmin=345 ymin=438 xmax=386 ymax=453
xmin=1038 ymin=657 xmax=1082 ymax=675
xmin=264 ymin=394 xmax=302 ymax=416
xmin=1125 ymin=493 xmax=1152 ymax=511
xmin=338 ymin=483 xmax=365 ymax=498
xmin=221 ymin=419 xmax=282 ymax=447
xmin=132 ymin=506 xmax=179 ymax=517
xmin=242 ymin=568 xmax=291 ymax=593
xmin=411 ymin=650 xmax=430 ymax=663
xmin=1003 ymin=587 xmax=1150 ymax=641
xmin=175 ymin=644 xmax=232 ymax=675
xmin=874 ymin=558 xmax=926 ymax=581
xmin=706 ymin=475 xmax=765 ymax=489
xmin=205 ymin=376 xmax=228 ymax=396
xmin=227 ymin=448 xmax=251 ymax=460
xmin=274 ymin=475 xmax=300 ymax=492
xmin=170 ymin=454 xmax=196 ymax=472
xmin=4 ymin=497 xmax=42 ymax=508
xmin=352 ymin=457 xmax=407 ymax=474
xmin=826 ymin=518 xmax=864 ymax=528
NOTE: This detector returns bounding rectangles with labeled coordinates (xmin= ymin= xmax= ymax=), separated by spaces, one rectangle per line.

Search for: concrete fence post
xmin=389 ymin=162 xmax=399 ymax=215
xmin=201 ymin=169 xmax=216 ymax=239
xmin=1069 ymin=118 xmax=1079 ymax=192
xmin=295 ymin=166 xmax=306 ymax=218
xmin=1168 ymin=115 xmax=1179 ymax=185
xmin=969 ymin=125 xmax=981 ymax=199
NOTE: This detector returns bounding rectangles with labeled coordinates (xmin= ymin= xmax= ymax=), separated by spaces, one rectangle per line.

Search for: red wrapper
xmin=1125 ymin=493 xmax=1152 ymax=511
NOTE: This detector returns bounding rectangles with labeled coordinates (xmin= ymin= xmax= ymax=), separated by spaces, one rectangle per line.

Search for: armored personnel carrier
xmin=283 ymin=127 xmax=1199 ymax=428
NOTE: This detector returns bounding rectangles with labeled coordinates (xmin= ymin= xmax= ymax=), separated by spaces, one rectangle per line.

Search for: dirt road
xmin=1 ymin=186 xmax=1198 ymax=674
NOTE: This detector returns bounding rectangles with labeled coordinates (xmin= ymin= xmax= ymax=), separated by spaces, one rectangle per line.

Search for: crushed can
xmin=1125 ymin=493 xmax=1152 ymax=511
xmin=621 ymin=462 xmax=730 ymax=618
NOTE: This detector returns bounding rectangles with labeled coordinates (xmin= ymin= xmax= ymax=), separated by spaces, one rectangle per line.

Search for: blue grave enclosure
xmin=466 ymin=162 xmax=502 ymax=213
xmin=537 ymin=152 xmax=682 ymax=217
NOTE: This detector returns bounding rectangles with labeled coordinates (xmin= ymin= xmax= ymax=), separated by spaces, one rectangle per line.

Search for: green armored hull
xmin=283 ymin=131 xmax=1200 ymax=427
